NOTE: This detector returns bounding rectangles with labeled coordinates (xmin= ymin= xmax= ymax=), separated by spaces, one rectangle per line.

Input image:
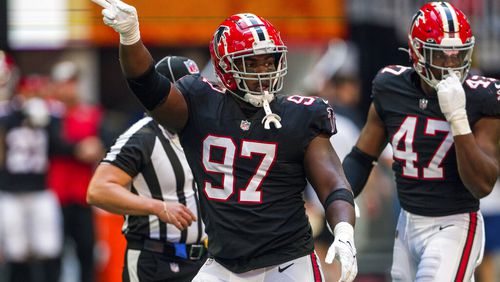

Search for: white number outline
xmin=238 ymin=140 xmax=277 ymax=203
xmin=381 ymin=65 xmax=411 ymax=76
xmin=287 ymin=95 xmax=315 ymax=105
xmin=202 ymin=135 xmax=236 ymax=201
xmin=391 ymin=116 xmax=453 ymax=179
xmin=202 ymin=135 xmax=277 ymax=203
xmin=423 ymin=118 xmax=453 ymax=180
xmin=391 ymin=116 xmax=419 ymax=178
xmin=465 ymin=75 xmax=495 ymax=89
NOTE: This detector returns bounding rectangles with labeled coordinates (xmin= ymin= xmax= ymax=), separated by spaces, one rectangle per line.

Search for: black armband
xmin=323 ymin=188 xmax=355 ymax=211
xmin=126 ymin=63 xmax=172 ymax=111
xmin=342 ymin=147 xmax=377 ymax=197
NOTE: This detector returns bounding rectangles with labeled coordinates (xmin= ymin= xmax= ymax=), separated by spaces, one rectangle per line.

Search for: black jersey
xmin=176 ymin=75 xmax=336 ymax=273
xmin=0 ymin=101 xmax=75 ymax=192
xmin=372 ymin=65 xmax=500 ymax=216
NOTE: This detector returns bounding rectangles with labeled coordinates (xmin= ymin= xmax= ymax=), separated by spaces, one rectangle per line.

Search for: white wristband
xmin=333 ymin=222 xmax=354 ymax=238
xmin=450 ymin=119 xmax=471 ymax=136
xmin=449 ymin=111 xmax=471 ymax=136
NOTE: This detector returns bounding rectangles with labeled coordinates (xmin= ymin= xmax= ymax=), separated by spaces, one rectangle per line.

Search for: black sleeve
xmin=482 ymin=80 xmax=500 ymax=117
xmin=371 ymin=71 xmax=386 ymax=121
xmin=308 ymin=98 xmax=337 ymax=143
xmin=126 ymin=64 xmax=172 ymax=111
xmin=342 ymin=147 xmax=377 ymax=197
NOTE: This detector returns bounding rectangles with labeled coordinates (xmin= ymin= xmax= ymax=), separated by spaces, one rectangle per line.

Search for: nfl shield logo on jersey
xmin=184 ymin=59 xmax=200 ymax=74
xmin=419 ymin=98 xmax=428 ymax=110
xmin=240 ymin=120 xmax=251 ymax=131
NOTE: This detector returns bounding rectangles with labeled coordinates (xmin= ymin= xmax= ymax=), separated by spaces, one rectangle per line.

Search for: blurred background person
xmin=0 ymin=49 xmax=19 ymax=282
xmin=47 ymin=60 xmax=105 ymax=282
xmin=0 ymin=52 xmax=99 ymax=282
xmin=0 ymin=51 xmax=18 ymax=102
xmin=303 ymin=39 xmax=364 ymax=128
xmin=0 ymin=72 xmax=62 ymax=282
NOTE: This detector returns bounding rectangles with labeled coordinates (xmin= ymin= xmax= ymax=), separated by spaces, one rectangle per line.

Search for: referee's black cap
xmin=155 ymin=56 xmax=200 ymax=82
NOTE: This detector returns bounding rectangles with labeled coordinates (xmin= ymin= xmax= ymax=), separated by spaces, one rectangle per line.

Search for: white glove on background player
xmin=92 ymin=0 xmax=140 ymax=45
xmin=326 ymin=222 xmax=358 ymax=282
xmin=436 ymin=71 xmax=471 ymax=136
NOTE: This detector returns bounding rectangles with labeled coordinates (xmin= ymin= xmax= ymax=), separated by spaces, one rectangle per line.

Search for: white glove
xmin=92 ymin=0 xmax=140 ymax=45
xmin=436 ymin=71 xmax=471 ymax=136
xmin=325 ymin=222 xmax=358 ymax=282
xmin=23 ymin=97 xmax=50 ymax=127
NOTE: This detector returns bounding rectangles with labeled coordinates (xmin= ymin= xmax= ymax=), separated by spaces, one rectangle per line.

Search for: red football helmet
xmin=209 ymin=13 xmax=287 ymax=105
xmin=408 ymin=2 xmax=474 ymax=88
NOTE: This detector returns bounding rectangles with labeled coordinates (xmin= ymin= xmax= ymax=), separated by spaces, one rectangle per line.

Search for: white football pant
xmin=0 ymin=190 xmax=63 ymax=262
xmin=391 ymin=209 xmax=484 ymax=281
xmin=192 ymin=251 xmax=324 ymax=282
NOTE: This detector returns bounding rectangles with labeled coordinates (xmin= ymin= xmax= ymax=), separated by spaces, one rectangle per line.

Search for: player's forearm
xmin=87 ymin=181 xmax=162 ymax=216
xmin=119 ymin=41 xmax=155 ymax=78
xmin=325 ymin=200 xmax=356 ymax=229
xmin=454 ymin=134 xmax=498 ymax=198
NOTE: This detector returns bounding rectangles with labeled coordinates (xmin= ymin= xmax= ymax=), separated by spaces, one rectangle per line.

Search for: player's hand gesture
xmin=325 ymin=222 xmax=358 ymax=282
xmin=157 ymin=201 xmax=197 ymax=231
xmin=436 ymin=70 xmax=471 ymax=136
xmin=91 ymin=0 xmax=140 ymax=45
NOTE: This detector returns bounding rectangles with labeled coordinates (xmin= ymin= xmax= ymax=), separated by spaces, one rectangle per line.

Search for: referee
xmin=87 ymin=56 xmax=207 ymax=282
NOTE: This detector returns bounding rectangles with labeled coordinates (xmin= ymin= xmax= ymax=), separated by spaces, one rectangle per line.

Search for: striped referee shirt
xmin=102 ymin=116 xmax=206 ymax=244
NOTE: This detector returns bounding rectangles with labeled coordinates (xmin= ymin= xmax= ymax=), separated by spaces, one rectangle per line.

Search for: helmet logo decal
xmin=326 ymin=107 xmax=336 ymax=134
xmin=411 ymin=10 xmax=425 ymax=29
xmin=213 ymin=26 xmax=230 ymax=60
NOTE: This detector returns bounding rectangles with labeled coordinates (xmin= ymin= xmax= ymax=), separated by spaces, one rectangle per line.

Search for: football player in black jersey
xmin=92 ymin=0 xmax=358 ymax=281
xmin=0 ymin=57 xmax=103 ymax=282
xmin=342 ymin=2 xmax=500 ymax=281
